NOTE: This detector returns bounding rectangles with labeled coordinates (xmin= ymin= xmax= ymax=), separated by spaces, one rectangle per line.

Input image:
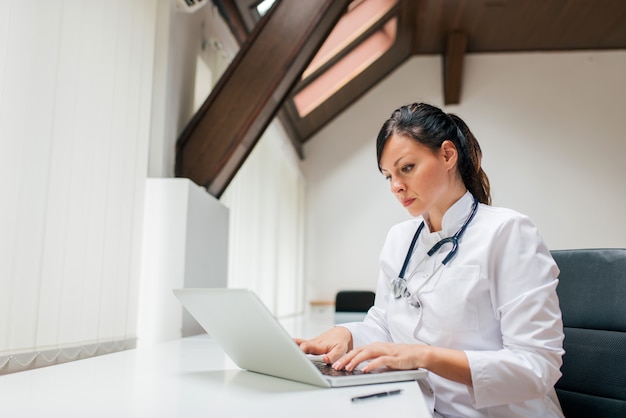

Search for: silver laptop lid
xmin=174 ymin=288 xmax=330 ymax=387
xmin=173 ymin=288 xmax=427 ymax=388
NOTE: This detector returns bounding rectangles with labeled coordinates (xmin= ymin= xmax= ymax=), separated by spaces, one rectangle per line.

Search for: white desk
xmin=0 ymin=313 xmax=432 ymax=417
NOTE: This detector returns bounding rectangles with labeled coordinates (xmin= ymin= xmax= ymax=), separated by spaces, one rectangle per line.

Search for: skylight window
xmin=256 ymin=0 xmax=276 ymax=17
xmin=293 ymin=16 xmax=397 ymax=118
xmin=302 ymin=0 xmax=398 ymax=80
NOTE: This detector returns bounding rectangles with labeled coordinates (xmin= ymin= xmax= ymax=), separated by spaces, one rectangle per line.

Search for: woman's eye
xmin=401 ymin=164 xmax=414 ymax=174
xmin=384 ymin=175 xmax=391 ymax=181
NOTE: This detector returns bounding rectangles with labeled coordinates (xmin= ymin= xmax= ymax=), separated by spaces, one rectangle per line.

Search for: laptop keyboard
xmin=313 ymin=361 xmax=364 ymax=377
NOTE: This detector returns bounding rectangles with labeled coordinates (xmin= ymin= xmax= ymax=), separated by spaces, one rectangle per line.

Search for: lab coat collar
xmin=422 ymin=191 xmax=475 ymax=239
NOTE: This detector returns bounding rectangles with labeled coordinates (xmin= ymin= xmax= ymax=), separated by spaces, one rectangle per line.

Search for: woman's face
xmin=379 ymin=134 xmax=457 ymax=219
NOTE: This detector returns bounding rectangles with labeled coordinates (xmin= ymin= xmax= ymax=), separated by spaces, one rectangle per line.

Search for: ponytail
xmin=447 ymin=114 xmax=491 ymax=205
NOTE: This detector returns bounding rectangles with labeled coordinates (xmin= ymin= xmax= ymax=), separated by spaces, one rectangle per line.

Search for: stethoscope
xmin=391 ymin=196 xmax=479 ymax=308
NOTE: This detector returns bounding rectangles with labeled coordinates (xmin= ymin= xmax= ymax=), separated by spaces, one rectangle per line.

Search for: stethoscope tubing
xmin=393 ymin=196 xmax=479 ymax=302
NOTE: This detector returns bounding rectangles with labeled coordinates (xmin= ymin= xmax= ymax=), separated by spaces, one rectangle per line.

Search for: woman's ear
xmin=441 ymin=140 xmax=458 ymax=167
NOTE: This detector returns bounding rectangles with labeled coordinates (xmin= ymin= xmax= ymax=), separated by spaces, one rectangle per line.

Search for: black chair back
xmin=335 ymin=290 xmax=375 ymax=313
xmin=551 ymin=248 xmax=626 ymax=417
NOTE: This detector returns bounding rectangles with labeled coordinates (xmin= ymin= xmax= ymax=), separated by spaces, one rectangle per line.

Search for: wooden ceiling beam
xmin=175 ymin=0 xmax=350 ymax=197
xmin=411 ymin=0 xmax=430 ymax=55
xmin=443 ymin=30 xmax=468 ymax=105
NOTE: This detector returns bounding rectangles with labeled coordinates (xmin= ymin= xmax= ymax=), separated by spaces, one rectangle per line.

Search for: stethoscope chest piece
xmin=392 ymin=277 xmax=422 ymax=308
xmin=392 ymin=278 xmax=406 ymax=299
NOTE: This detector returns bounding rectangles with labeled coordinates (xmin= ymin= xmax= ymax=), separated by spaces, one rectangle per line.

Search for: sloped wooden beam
xmin=443 ymin=30 xmax=468 ymax=105
xmin=176 ymin=0 xmax=350 ymax=197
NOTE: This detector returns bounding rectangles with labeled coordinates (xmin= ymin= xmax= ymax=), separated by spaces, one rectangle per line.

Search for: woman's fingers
xmin=296 ymin=339 xmax=326 ymax=355
xmin=294 ymin=327 xmax=353 ymax=363
xmin=360 ymin=356 xmax=390 ymax=372
xmin=333 ymin=343 xmax=420 ymax=372
xmin=325 ymin=344 xmax=348 ymax=364
xmin=332 ymin=347 xmax=370 ymax=371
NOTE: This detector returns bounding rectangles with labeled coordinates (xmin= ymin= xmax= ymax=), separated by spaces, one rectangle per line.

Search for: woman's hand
xmin=332 ymin=342 xmax=473 ymax=386
xmin=294 ymin=326 xmax=353 ymax=364
xmin=332 ymin=342 xmax=424 ymax=373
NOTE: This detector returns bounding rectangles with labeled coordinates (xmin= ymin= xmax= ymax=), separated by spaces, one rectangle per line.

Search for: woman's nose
xmin=390 ymin=177 xmax=405 ymax=193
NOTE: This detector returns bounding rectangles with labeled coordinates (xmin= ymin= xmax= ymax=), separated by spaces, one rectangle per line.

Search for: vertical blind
xmin=0 ymin=0 xmax=157 ymax=373
xmin=0 ymin=0 xmax=306 ymax=375
xmin=221 ymin=121 xmax=306 ymax=318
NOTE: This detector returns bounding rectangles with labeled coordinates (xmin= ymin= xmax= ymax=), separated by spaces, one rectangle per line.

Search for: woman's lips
xmin=401 ymin=198 xmax=415 ymax=208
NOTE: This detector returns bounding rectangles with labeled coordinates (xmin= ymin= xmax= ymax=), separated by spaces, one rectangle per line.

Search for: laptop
xmin=173 ymin=288 xmax=427 ymax=388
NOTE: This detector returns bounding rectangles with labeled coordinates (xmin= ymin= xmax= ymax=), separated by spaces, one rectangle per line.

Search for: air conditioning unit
xmin=175 ymin=0 xmax=208 ymax=13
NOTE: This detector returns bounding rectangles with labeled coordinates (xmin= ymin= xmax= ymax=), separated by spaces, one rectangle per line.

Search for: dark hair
xmin=376 ymin=102 xmax=491 ymax=205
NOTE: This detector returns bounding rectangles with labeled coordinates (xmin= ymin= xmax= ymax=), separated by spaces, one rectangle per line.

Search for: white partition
xmin=138 ymin=178 xmax=229 ymax=345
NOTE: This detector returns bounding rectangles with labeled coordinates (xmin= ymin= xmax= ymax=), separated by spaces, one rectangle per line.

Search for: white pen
xmin=351 ymin=389 xmax=403 ymax=402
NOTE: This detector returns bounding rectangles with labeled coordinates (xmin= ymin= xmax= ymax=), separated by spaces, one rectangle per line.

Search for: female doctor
xmin=295 ymin=102 xmax=565 ymax=417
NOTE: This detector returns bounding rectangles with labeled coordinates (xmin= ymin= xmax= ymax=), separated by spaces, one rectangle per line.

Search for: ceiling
xmin=177 ymin=0 xmax=626 ymax=197
xmin=230 ymin=0 xmax=626 ymax=144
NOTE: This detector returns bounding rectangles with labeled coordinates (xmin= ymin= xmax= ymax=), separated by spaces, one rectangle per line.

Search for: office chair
xmin=334 ymin=290 xmax=375 ymax=324
xmin=551 ymin=248 xmax=626 ymax=418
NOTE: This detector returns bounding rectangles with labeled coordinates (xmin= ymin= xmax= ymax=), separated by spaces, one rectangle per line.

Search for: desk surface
xmin=0 ymin=313 xmax=431 ymax=418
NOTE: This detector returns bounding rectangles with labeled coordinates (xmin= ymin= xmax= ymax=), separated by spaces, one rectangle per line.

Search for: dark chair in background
xmin=551 ymin=248 xmax=626 ymax=417
xmin=334 ymin=290 xmax=375 ymax=324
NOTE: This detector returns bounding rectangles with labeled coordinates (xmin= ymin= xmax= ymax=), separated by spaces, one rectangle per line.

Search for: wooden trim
xmin=443 ymin=30 xmax=468 ymax=105
xmin=175 ymin=0 xmax=350 ymax=197
xmin=309 ymin=300 xmax=335 ymax=307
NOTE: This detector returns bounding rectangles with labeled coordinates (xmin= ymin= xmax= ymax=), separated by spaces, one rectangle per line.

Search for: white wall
xmin=302 ymin=51 xmax=626 ymax=302
xmin=149 ymin=2 xmax=203 ymax=178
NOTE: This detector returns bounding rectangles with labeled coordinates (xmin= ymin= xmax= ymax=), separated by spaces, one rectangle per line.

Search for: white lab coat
xmin=342 ymin=192 xmax=565 ymax=418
